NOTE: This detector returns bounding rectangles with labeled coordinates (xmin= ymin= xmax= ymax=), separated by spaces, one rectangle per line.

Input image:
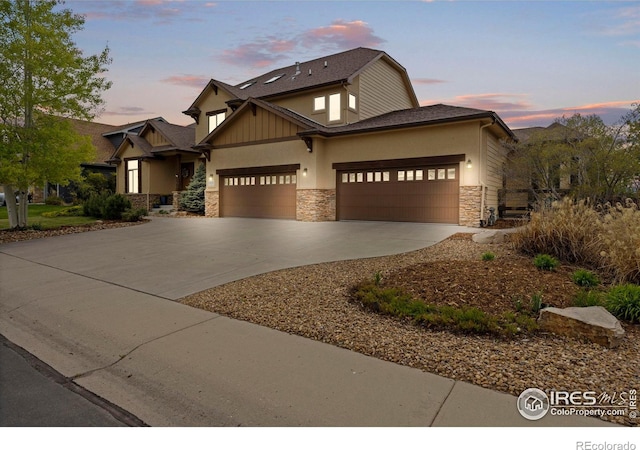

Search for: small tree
xmin=504 ymin=105 xmax=640 ymax=205
xmin=0 ymin=0 xmax=111 ymax=228
xmin=179 ymin=164 xmax=206 ymax=214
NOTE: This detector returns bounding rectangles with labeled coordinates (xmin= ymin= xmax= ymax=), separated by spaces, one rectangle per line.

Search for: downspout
xmin=342 ymin=83 xmax=350 ymax=125
xmin=478 ymin=119 xmax=495 ymax=227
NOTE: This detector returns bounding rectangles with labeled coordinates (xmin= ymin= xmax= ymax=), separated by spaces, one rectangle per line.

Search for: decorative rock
xmin=538 ymin=306 xmax=625 ymax=348
xmin=472 ymin=227 xmax=523 ymax=244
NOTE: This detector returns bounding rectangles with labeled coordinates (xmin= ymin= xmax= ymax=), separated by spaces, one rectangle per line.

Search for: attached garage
xmin=218 ymin=164 xmax=299 ymax=219
xmin=334 ymin=156 xmax=464 ymax=224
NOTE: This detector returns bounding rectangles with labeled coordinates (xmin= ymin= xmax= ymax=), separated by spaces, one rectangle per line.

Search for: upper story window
xmin=328 ymin=93 xmax=341 ymax=122
xmin=314 ymin=96 xmax=325 ymax=112
xmin=348 ymin=93 xmax=357 ymax=111
xmin=207 ymin=109 xmax=226 ymax=133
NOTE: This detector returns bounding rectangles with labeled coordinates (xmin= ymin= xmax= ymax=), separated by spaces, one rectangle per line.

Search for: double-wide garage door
xmin=337 ymin=164 xmax=460 ymax=223
xmin=220 ymin=170 xmax=297 ymax=219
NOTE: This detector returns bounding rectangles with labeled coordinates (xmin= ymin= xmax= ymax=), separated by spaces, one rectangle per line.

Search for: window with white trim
xmin=314 ymin=96 xmax=325 ymax=112
xmin=328 ymin=93 xmax=341 ymax=122
xmin=126 ymin=160 xmax=140 ymax=193
xmin=348 ymin=93 xmax=357 ymax=110
xmin=207 ymin=110 xmax=226 ymax=133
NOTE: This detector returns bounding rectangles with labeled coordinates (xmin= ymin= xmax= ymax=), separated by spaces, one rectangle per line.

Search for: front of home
xmin=112 ymin=47 xmax=516 ymax=226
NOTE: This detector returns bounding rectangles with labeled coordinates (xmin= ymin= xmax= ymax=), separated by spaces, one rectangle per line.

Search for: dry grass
xmin=511 ymin=198 xmax=640 ymax=284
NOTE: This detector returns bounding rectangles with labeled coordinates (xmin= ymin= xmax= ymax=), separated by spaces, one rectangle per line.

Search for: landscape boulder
xmin=538 ymin=306 xmax=625 ymax=348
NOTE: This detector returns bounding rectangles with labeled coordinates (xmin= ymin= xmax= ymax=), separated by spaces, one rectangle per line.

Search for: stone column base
xmin=296 ymin=189 xmax=336 ymax=222
xmin=205 ymin=190 xmax=219 ymax=218
xmin=459 ymin=186 xmax=483 ymax=227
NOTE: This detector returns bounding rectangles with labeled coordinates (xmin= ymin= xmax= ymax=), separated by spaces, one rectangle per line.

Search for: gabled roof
xmin=183 ymin=47 xmax=419 ymax=117
xmin=232 ymin=48 xmax=409 ymax=100
xmin=101 ymin=117 xmax=167 ymax=137
xmin=108 ymin=118 xmax=196 ymax=162
xmin=196 ymin=97 xmax=320 ymax=147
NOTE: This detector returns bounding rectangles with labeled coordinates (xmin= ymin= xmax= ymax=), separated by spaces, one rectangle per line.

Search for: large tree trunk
xmin=2 ymin=184 xmax=19 ymax=229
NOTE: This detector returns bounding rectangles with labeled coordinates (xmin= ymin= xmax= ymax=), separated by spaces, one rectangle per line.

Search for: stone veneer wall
xmin=296 ymin=189 xmax=336 ymax=222
xmin=459 ymin=185 xmax=484 ymax=227
xmin=204 ymin=191 xmax=220 ymax=218
xmin=126 ymin=193 xmax=161 ymax=211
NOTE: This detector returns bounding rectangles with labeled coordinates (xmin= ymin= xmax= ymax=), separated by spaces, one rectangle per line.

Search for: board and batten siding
xmin=213 ymin=107 xmax=305 ymax=147
xmin=358 ymin=59 xmax=414 ymax=120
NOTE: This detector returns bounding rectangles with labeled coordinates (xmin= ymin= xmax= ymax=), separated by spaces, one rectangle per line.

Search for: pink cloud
xmin=104 ymin=106 xmax=155 ymax=117
xmin=161 ymin=75 xmax=210 ymax=89
xmin=413 ymin=78 xmax=446 ymax=85
xmin=219 ymin=39 xmax=296 ymax=68
xmin=451 ymin=93 xmax=533 ymax=111
xmin=301 ymin=19 xmax=385 ymax=50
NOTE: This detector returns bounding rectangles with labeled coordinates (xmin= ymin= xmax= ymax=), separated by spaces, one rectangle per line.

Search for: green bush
xmin=571 ymin=269 xmax=600 ymax=288
xmin=121 ymin=207 xmax=147 ymax=222
xmin=572 ymin=290 xmax=605 ymax=307
xmin=102 ymin=194 xmax=131 ymax=220
xmin=605 ymin=284 xmax=640 ymax=323
xmin=44 ymin=195 xmax=64 ymax=205
xmin=481 ymin=252 xmax=496 ymax=261
xmin=83 ymin=191 xmax=110 ymax=218
xmin=534 ymin=254 xmax=560 ymax=271
xmin=352 ymin=282 xmax=537 ymax=337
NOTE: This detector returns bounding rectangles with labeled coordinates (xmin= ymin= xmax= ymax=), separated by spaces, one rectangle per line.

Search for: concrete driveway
xmin=0 ymin=218 xmax=610 ymax=427
xmin=0 ymin=217 xmax=474 ymax=300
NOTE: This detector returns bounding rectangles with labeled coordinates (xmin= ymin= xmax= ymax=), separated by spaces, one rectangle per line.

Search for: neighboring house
xmin=115 ymin=47 xmax=516 ymax=225
xmin=108 ymin=118 xmax=198 ymax=211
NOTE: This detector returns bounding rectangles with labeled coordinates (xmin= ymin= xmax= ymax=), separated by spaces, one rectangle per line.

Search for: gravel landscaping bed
xmin=0 ymin=220 xmax=147 ymax=244
xmin=182 ymin=234 xmax=639 ymax=426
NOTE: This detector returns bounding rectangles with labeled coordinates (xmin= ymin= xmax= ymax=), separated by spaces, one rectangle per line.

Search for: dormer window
xmin=207 ymin=109 xmax=226 ymax=133
xmin=314 ymin=96 xmax=325 ymax=112
xmin=239 ymin=81 xmax=255 ymax=90
xmin=328 ymin=93 xmax=341 ymax=122
xmin=348 ymin=93 xmax=357 ymax=111
xmin=264 ymin=74 xmax=284 ymax=84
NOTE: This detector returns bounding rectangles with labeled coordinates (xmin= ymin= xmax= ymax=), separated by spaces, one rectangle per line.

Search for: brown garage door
xmin=337 ymin=165 xmax=459 ymax=223
xmin=220 ymin=172 xmax=297 ymax=219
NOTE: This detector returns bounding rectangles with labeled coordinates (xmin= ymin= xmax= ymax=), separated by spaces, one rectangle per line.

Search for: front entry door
xmin=180 ymin=163 xmax=194 ymax=190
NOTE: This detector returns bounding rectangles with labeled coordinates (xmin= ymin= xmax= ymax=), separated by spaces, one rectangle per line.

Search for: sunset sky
xmin=64 ymin=0 xmax=640 ymax=129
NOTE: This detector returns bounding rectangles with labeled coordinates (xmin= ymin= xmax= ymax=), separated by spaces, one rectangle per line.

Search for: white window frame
xmin=348 ymin=93 xmax=357 ymax=111
xmin=126 ymin=159 xmax=140 ymax=194
xmin=314 ymin=96 xmax=325 ymax=112
xmin=328 ymin=93 xmax=341 ymax=122
xmin=207 ymin=110 xmax=226 ymax=133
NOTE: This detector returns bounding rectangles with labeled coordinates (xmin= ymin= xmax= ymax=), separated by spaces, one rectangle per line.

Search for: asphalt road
xmin=0 ymin=334 xmax=144 ymax=427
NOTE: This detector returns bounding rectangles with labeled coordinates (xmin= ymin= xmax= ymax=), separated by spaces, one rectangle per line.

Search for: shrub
xmin=101 ymin=194 xmax=131 ymax=220
xmin=41 ymin=205 xmax=84 ymax=218
xmin=179 ymin=163 xmax=206 ymax=214
xmin=572 ymin=290 xmax=605 ymax=307
xmin=83 ymin=191 xmax=110 ymax=218
xmin=571 ymin=269 xmax=600 ymax=288
xmin=481 ymin=252 xmax=496 ymax=261
xmin=512 ymin=198 xmax=640 ymax=284
xmin=605 ymin=284 xmax=640 ymax=323
xmin=121 ymin=207 xmax=147 ymax=222
xmin=534 ymin=254 xmax=559 ymax=271
xmin=530 ymin=291 xmax=544 ymax=313
xmin=352 ymin=282 xmax=536 ymax=337
xmin=45 ymin=195 xmax=64 ymax=205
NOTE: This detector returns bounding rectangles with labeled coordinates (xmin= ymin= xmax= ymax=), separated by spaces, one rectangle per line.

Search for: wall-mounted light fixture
xmin=303 ymin=168 xmax=308 ymax=177
xmin=209 ymin=174 xmax=214 ymax=182
xmin=466 ymin=159 xmax=473 ymax=169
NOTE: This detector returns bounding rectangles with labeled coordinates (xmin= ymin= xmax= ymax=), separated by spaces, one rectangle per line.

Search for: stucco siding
xmin=359 ymin=59 xmax=414 ymax=120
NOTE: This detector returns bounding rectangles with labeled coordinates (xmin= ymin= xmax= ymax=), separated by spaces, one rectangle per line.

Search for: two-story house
xmin=113 ymin=47 xmax=516 ymax=226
